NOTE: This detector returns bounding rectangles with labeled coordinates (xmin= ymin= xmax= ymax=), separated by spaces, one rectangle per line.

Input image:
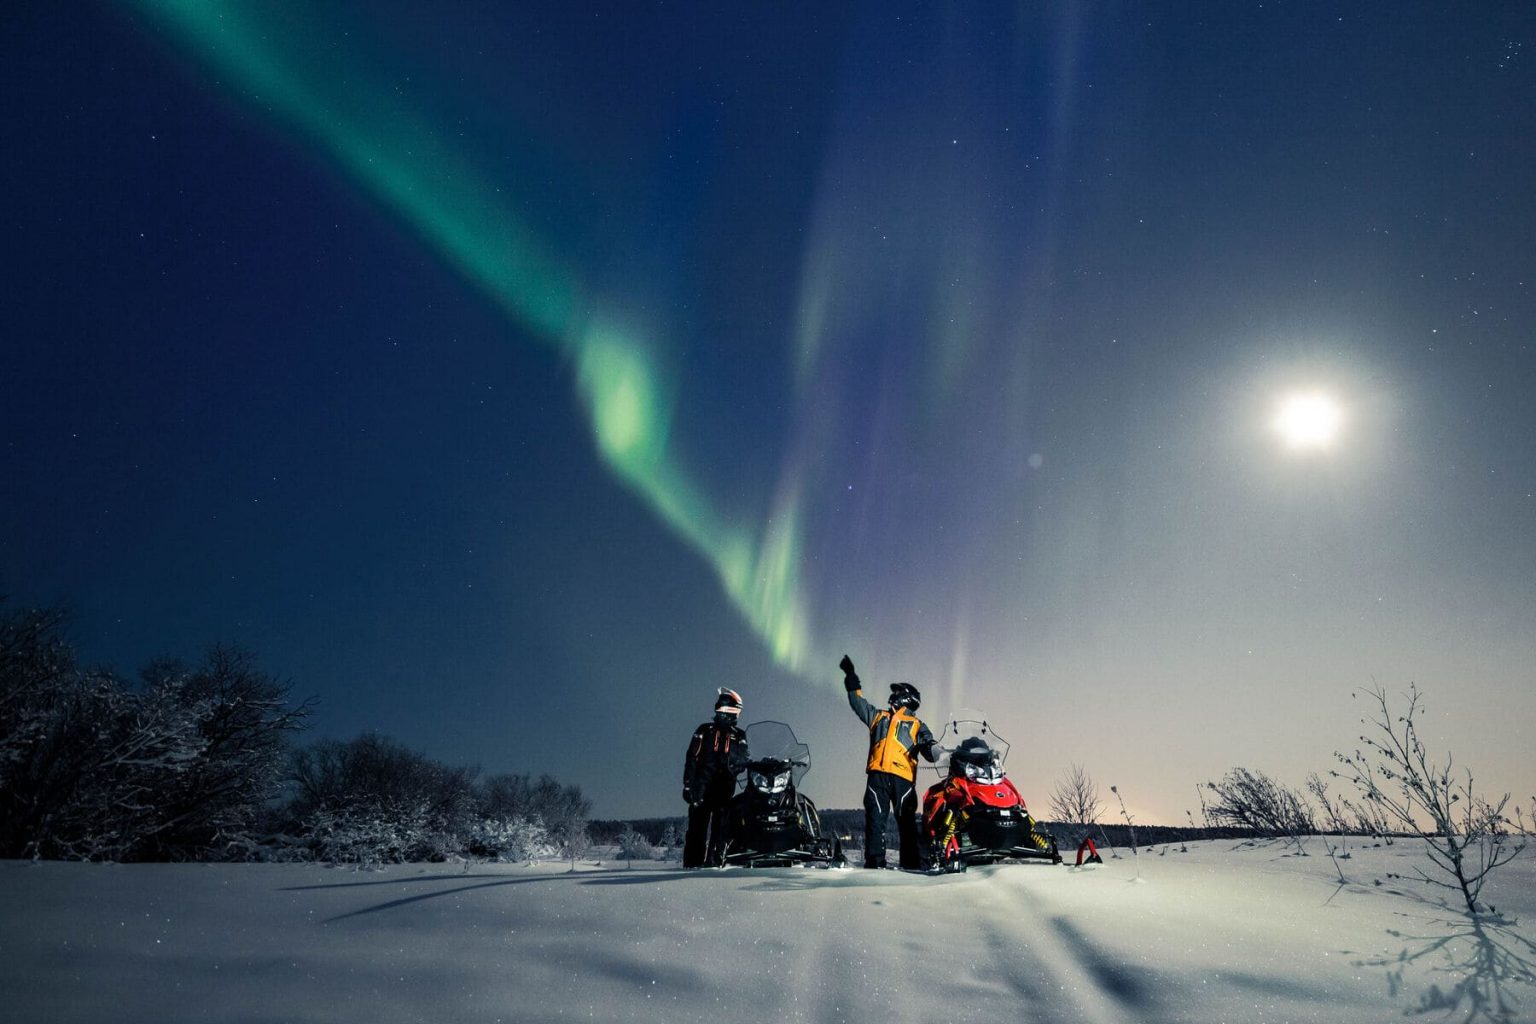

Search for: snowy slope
xmin=3 ymin=839 xmax=1533 ymax=1024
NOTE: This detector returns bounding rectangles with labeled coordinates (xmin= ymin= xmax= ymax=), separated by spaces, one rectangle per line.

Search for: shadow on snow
xmin=1349 ymin=909 xmax=1536 ymax=1023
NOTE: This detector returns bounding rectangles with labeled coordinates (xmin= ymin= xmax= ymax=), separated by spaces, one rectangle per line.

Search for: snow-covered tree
xmin=1 ymin=603 xmax=309 ymax=861
xmin=616 ymin=823 xmax=652 ymax=867
xmin=550 ymin=808 xmax=592 ymax=871
xmin=131 ymin=646 xmax=312 ymax=860
xmin=658 ymin=821 xmax=680 ymax=860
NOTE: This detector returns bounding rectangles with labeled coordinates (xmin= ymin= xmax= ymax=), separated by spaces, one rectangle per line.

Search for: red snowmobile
xmin=922 ymin=718 xmax=1062 ymax=872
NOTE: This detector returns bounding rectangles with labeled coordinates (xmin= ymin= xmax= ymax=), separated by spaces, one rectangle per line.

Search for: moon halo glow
xmin=1272 ymin=392 xmax=1344 ymax=451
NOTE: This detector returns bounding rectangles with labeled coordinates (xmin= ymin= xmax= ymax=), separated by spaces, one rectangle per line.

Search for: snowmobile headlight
xmin=750 ymin=770 xmax=790 ymax=794
xmin=977 ymin=765 xmax=1004 ymax=784
xmin=962 ymin=762 xmax=981 ymax=780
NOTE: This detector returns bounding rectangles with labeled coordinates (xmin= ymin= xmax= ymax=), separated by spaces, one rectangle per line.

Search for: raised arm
xmin=841 ymin=654 xmax=878 ymax=727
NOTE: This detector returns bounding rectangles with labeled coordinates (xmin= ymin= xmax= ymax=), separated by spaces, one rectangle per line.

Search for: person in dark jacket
xmin=682 ymin=687 xmax=749 ymax=867
xmin=841 ymin=654 xmax=938 ymax=869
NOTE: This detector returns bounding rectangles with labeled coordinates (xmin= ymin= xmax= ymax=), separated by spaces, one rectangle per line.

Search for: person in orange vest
xmin=840 ymin=654 xmax=938 ymax=869
xmin=681 ymin=687 xmax=749 ymax=868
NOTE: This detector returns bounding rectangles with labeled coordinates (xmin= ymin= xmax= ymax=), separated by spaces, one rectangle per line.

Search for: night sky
xmin=4 ymin=2 xmax=1533 ymax=822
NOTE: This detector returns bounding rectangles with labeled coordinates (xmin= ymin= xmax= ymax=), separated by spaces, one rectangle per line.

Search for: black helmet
xmin=952 ymin=737 xmax=995 ymax=765
xmin=714 ymin=687 xmax=743 ymax=716
xmin=949 ymin=737 xmax=1001 ymax=779
xmin=888 ymin=682 xmax=920 ymax=711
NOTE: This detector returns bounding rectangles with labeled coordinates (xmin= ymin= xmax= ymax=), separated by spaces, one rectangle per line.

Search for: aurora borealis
xmin=124 ymin=0 xmax=816 ymax=674
xmin=4 ymin=2 xmax=1533 ymax=820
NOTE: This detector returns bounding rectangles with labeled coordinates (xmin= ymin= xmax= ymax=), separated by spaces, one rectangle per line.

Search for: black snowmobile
xmin=922 ymin=713 xmax=1062 ymax=871
xmin=722 ymin=721 xmax=845 ymax=868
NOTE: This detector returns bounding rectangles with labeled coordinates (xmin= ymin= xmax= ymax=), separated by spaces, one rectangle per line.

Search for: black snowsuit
xmin=863 ymin=771 xmax=922 ymax=870
xmin=682 ymin=716 xmax=748 ymax=867
xmin=845 ymin=674 xmax=936 ymax=869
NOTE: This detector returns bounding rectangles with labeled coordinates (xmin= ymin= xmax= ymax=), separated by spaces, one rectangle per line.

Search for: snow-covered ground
xmin=3 ymin=838 xmax=1533 ymax=1024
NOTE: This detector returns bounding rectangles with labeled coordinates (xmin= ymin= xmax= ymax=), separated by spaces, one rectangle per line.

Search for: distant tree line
xmin=1040 ymin=694 xmax=1528 ymax=913
xmin=0 ymin=599 xmax=590 ymax=865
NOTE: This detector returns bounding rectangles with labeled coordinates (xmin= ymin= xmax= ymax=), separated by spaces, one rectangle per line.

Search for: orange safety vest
xmin=866 ymin=707 xmax=923 ymax=780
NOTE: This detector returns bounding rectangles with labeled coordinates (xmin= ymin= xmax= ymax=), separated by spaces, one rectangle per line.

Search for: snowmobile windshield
xmin=931 ymin=709 xmax=1011 ymax=779
xmin=740 ymin=721 xmax=811 ymax=790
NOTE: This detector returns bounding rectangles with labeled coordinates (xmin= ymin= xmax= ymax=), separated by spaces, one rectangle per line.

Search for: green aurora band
xmin=129 ymin=0 xmax=814 ymax=673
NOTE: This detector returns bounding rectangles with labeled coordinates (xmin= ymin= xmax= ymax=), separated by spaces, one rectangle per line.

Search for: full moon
xmin=1272 ymin=391 xmax=1343 ymax=450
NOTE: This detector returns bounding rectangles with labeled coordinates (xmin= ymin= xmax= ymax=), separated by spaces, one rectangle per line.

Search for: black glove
xmin=840 ymin=654 xmax=862 ymax=692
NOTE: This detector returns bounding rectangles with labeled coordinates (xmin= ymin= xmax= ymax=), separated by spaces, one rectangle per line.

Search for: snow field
xmin=2 ymin=838 xmax=1532 ymax=1023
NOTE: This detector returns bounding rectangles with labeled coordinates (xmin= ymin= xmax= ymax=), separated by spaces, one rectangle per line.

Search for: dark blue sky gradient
xmin=3 ymin=2 xmax=1533 ymax=820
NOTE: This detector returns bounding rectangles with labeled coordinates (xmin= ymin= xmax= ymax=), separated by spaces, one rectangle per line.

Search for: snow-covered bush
xmin=282 ymin=735 xmax=589 ymax=865
xmin=297 ymin=806 xmax=555 ymax=867
xmin=303 ymin=802 xmax=432 ymax=868
xmin=1 ymin=600 xmax=588 ymax=865
xmin=468 ymin=816 xmax=554 ymax=863
xmin=481 ymin=773 xmax=594 ymax=869
xmin=290 ymin=734 xmax=477 ymax=825
xmin=285 ymin=734 xmax=480 ymax=863
xmin=1334 ymin=683 xmax=1527 ymax=915
xmin=1205 ymin=768 xmax=1315 ymax=852
xmin=0 ymin=604 xmax=307 ymax=862
xmin=616 ymin=823 xmax=653 ymax=867
xmin=480 ymin=773 xmax=592 ymax=837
